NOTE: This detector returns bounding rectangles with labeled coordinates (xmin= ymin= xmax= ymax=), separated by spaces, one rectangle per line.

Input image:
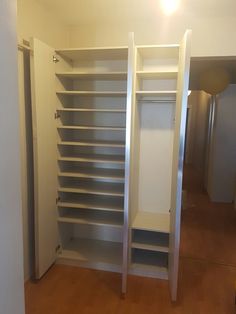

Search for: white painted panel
xmin=169 ymin=30 xmax=191 ymax=301
xmin=138 ymin=103 xmax=175 ymax=213
xmin=0 ymin=0 xmax=25 ymax=313
xmin=30 ymin=38 xmax=58 ymax=278
xmin=122 ymin=32 xmax=136 ymax=294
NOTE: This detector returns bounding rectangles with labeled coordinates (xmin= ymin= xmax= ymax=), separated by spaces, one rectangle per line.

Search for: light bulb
xmin=160 ymin=0 xmax=180 ymax=15
xmin=188 ymin=90 xmax=192 ymax=96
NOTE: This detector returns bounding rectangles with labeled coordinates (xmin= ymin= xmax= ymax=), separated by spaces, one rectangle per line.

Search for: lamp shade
xmin=199 ymin=67 xmax=230 ymax=95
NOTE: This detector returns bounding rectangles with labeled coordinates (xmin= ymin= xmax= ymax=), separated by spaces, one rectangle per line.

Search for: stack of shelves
xmin=54 ymin=46 xmax=128 ymax=272
xmin=129 ymin=44 xmax=180 ymax=278
xmin=136 ymin=45 xmax=179 ymax=101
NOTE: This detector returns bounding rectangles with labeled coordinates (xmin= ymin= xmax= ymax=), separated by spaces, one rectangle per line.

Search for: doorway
xmin=180 ymin=57 xmax=236 ymax=276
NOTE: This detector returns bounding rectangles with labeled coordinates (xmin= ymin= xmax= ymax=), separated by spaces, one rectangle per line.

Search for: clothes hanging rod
xmin=137 ymin=99 xmax=176 ymax=103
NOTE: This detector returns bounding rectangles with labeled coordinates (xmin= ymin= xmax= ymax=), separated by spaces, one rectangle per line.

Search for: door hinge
xmin=53 ymin=55 xmax=59 ymax=63
xmin=54 ymin=112 xmax=60 ymax=119
xmin=55 ymin=245 xmax=61 ymax=254
xmin=56 ymin=196 xmax=60 ymax=204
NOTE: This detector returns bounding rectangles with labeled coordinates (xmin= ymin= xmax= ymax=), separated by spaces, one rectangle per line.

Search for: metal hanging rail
xmin=137 ymin=99 xmax=176 ymax=103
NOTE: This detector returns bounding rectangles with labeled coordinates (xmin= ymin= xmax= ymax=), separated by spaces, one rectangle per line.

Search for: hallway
xmin=25 ymin=166 xmax=236 ymax=314
xmin=181 ymin=165 xmax=236 ymax=266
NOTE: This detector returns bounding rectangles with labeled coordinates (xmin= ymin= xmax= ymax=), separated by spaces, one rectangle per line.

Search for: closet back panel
xmin=138 ymin=103 xmax=175 ymax=213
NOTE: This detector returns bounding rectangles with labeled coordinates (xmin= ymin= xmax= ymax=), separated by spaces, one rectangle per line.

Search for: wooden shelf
xmin=57 ymin=108 xmax=126 ymax=113
xmin=57 ymin=238 xmax=122 ymax=272
xmin=136 ymin=70 xmax=178 ymax=79
xmin=132 ymin=212 xmax=170 ymax=233
xmin=58 ymin=168 xmax=124 ymax=182
xmin=58 ymin=140 xmax=125 ymax=148
xmin=57 ymin=125 xmax=125 ymax=131
xmin=58 ymin=210 xmax=123 ymax=228
xmin=55 ymin=46 xmax=128 ymax=61
xmin=56 ymin=71 xmax=127 ymax=80
xmin=56 ymin=91 xmax=127 ymax=96
xmin=58 ymin=154 xmax=125 ymax=164
xmin=58 ymin=182 xmax=124 ymax=197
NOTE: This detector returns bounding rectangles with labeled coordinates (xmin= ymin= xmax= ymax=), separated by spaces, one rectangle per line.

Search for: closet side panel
xmin=30 ymin=38 xmax=58 ymax=278
xmin=169 ymin=30 xmax=191 ymax=301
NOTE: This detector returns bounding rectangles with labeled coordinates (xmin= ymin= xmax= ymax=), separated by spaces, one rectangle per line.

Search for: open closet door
xmin=169 ymin=30 xmax=191 ymax=301
xmin=30 ymin=38 xmax=58 ymax=279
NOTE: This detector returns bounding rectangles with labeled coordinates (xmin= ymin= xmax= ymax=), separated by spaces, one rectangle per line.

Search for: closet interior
xmin=30 ymin=30 xmax=191 ymax=301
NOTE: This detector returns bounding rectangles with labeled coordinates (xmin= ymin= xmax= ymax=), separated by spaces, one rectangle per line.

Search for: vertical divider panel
xmin=30 ymin=38 xmax=58 ymax=279
xmin=122 ymin=32 xmax=136 ymax=294
xmin=169 ymin=30 xmax=192 ymax=301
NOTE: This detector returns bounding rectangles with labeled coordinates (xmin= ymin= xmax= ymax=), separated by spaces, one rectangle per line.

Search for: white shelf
xmin=136 ymin=70 xmax=178 ymax=79
xmin=56 ymin=71 xmax=127 ymax=80
xmin=58 ymin=154 xmax=125 ymax=164
xmin=131 ymin=242 xmax=169 ymax=253
xmin=58 ymin=210 xmax=123 ymax=228
xmin=58 ymin=187 xmax=124 ymax=197
xmin=55 ymin=46 xmax=128 ymax=61
xmin=56 ymin=91 xmax=127 ymax=96
xmin=58 ymin=168 xmax=124 ymax=182
xmin=57 ymin=108 xmax=126 ymax=113
xmin=132 ymin=230 xmax=169 ymax=253
xmin=129 ymin=263 xmax=168 ymax=280
xmin=136 ymin=45 xmax=179 ymax=59
xmin=58 ymin=140 xmax=125 ymax=148
xmin=132 ymin=211 xmax=170 ymax=233
xmin=57 ymin=125 xmax=125 ymax=131
xmin=130 ymin=245 xmax=168 ymax=279
xmin=58 ymin=197 xmax=123 ymax=213
xmin=57 ymin=238 xmax=122 ymax=272
xmin=58 ymin=182 xmax=124 ymax=197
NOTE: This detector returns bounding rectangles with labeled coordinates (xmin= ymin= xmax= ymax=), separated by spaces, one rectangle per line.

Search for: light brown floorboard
xmin=25 ymin=261 xmax=236 ymax=314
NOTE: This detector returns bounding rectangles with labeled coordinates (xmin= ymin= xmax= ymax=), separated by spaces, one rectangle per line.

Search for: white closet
xmin=30 ymin=30 xmax=191 ymax=301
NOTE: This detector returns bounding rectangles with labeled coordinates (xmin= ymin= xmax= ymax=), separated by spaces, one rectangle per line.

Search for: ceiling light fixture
xmin=160 ymin=0 xmax=180 ymax=15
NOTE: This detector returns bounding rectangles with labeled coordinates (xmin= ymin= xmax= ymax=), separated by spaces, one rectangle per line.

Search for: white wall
xmin=17 ymin=0 xmax=69 ymax=47
xmin=207 ymin=85 xmax=236 ymax=202
xmin=68 ymin=16 xmax=236 ymax=57
xmin=17 ymin=0 xmax=69 ymax=281
xmin=0 ymin=0 xmax=25 ymax=313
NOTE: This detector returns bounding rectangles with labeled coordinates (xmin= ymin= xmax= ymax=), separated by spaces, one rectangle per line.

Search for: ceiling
xmin=190 ymin=58 xmax=236 ymax=90
xmin=37 ymin=0 xmax=236 ymax=25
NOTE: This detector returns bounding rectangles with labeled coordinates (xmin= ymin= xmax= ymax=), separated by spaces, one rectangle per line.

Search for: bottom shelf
xmin=57 ymin=238 xmax=122 ymax=273
xmin=130 ymin=248 xmax=168 ymax=280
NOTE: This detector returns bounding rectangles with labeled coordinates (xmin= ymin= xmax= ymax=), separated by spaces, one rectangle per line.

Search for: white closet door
xmin=169 ymin=30 xmax=191 ymax=300
xmin=30 ymin=38 xmax=58 ymax=278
